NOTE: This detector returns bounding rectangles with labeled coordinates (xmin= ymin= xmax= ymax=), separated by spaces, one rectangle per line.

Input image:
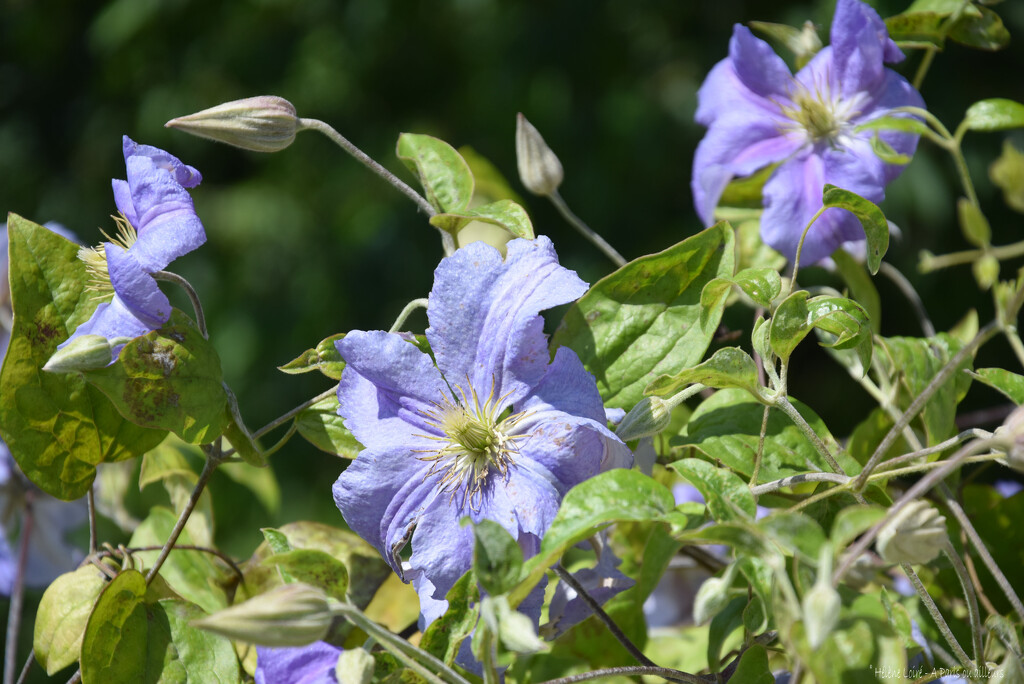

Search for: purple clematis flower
xmin=332 ymin=236 xmax=632 ymax=628
xmin=691 ymin=0 xmax=924 ymax=266
xmin=60 ymin=136 xmax=205 ymax=360
xmin=255 ymin=641 xmax=342 ymax=684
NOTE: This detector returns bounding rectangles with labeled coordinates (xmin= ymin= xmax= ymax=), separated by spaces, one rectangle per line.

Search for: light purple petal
xmin=112 ymin=179 xmax=137 ymax=227
xmin=829 ymin=0 xmax=902 ymax=97
xmin=122 ymin=135 xmax=202 ymax=188
xmin=333 ymin=446 xmax=436 ymax=574
xmin=406 ymin=499 xmax=476 ymax=612
xmin=427 ymin=237 xmax=587 ymax=407
xmin=122 ymin=155 xmax=206 ymax=272
xmin=59 ymin=296 xmax=153 ymax=360
xmin=255 ymin=641 xmax=341 ymax=684
xmin=499 ymin=463 xmax=562 ymax=539
xmin=522 ymin=347 xmax=607 ymax=424
xmin=0 ymin=527 xmax=13 ymax=596
xmin=854 ymin=70 xmax=925 ymax=183
xmin=106 ymin=244 xmax=171 ymax=328
xmin=728 ymin=25 xmax=795 ymax=103
xmin=335 ymin=330 xmax=449 ymax=450
xmin=545 ymin=541 xmax=634 ymax=637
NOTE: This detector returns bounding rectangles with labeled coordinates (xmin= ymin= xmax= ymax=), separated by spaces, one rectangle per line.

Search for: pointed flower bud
xmin=876 ymin=501 xmax=948 ymax=565
xmin=615 ymin=396 xmax=672 ymax=442
xmin=516 ymin=113 xmax=564 ymax=196
xmin=999 ymin=405 xmax=1024 ymax=470
xmin=193 ymin=583 xmax=334 ymax=647
xmin=802 ymin=545 xmax=840 ymax=649
xmin=42 ymin=334 xmax=124 ymax=373
xmin=166 ymin=96 xmax=299 ymax=153
xmin=693 ymin=564 xmax=736 ymax=625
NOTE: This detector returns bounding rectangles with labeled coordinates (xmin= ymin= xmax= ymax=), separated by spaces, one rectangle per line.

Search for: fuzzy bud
xmin=615 ymin=396 xmax=672 ymax=442
xmin=876 ymin=501 xmax=948 ymax=565
xmin=802 ymin=546 xmax=840 ymax=649
xmin=43 ymin=335 xmax=119 ymax=373
xmin=1000 ymin=405 xmax=1024 ymax=470
xmin=193 ymin=583 xmax=334 ymax=647
xmin=693 ymin=564 xmax=736 ymax=625
xmin=166 ymin=96 xmax=299 ymax=153
xmin=516 ymin=113 xmax=564 ymax=196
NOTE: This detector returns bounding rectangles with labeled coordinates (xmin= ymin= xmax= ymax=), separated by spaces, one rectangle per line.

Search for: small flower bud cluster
xmin=166 ymin=96 xmax=299 ymax=153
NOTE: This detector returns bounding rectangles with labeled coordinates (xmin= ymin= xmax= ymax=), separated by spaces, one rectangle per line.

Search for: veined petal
xmin=105 ymin=244 xmax=171 ymax=328
xmin=499 ymin=462 xmax=563 ymax=539
xmin=336 ymin=330 xmax=449 ymax=450
xmin=728 ymin=25 xmax=794 ymax=103
xmin=829 ymin=0 xmax=903 ymax=97
xmin=855 ymin=70 xmax=925 ymax=183
xmin=332 ymin=446 xmax=436 ymax=574
xmin=58 ymin=296 xmax=152 ymax=360
xmin=427 ymin=237 xmax=587 ymax=406
xmin=123 ymin=155 xmax=207 ymax=272
xmin=111 ymin=179 xmax=137 ymax=228
xmin=520 ymin=347 xmax=607 ymax=424
xmin=255 ymin=642 xmax=342 ymax=684
xmin=692 ymin=114 xmax=800 ymax=225
xmin=123 ymin=135 xmax=202 ymax=188
xmin=406 ymin=498 xmax=476 ymax=613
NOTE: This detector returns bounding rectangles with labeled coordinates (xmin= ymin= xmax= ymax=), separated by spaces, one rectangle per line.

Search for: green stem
xmin=548 ymin=191 xmax=626 ymax=268
xmin=253 ymin=386 xmax=337 ymax=440
xmin=920 ymin=239 xmax=1024 ymax=272
xmin=855 ymin=322 xmax=998 ymax=491
xmin=901 ymin=563 xmax=974 ymax=670
xmin=942 ymin=541 xmax=985 ymax=664
xmin=772 ymin=396 xmax=847 ymax=476
xmin=785 ymin=206 xmax=827 ymax=299
xmin=388 ymin=298 xmax=429 ymax=333
xmin=153 ymin=270 xmax=207 ymax=338
xmin=1003 ymin=326 xmax=1024 ymax=371
xmin=333 ymin=603 xmax=470 ymax=684
xmin=750 ymin=404 xmax=771 ymax=487
xmin=750 ymin=472 xmax=848 ymax=497
xmin=912 ymin=47 xmax=937 ymax=91
xmin=297 ymin=118 xmax=453 ymax=256
xmin=145 ymin=449 xmax=223 ymax=583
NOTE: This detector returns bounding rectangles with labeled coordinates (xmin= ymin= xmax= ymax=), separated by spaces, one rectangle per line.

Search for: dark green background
xmin=1 ymin=0 xmax=1023 ymax=677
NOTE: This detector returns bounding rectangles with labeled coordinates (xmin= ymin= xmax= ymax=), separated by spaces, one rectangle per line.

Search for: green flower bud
xmin=802 ymin=546 xmax=840 ymax=649
xmin=165 ymin=96 xmax=299 ymax=153
xmin=42 ymin=334 xmax=118 ymax=373
xmin=516 ymin=113 xmax=563 ymax=196
xmin=973 ymin=253 xmax=1000 ymax=290
xmin=999 ymin=405 xmax=1024 ymax=470
xmin=693 ymin=564 xmax=736 ymax=625
xmin=193 ymin=583 xmax=334 ymax=647
xmin=615 ymin=396 xmax=672 ymax=442
xmin=876 ymin=501 xmax=947 ymax=565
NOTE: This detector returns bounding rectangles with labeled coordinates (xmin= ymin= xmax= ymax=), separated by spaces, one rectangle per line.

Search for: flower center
xmin=417 ymin=379 xmax=529 ymax=509
xmin=79 ymin=213 xmax=139 ymax=296
xmin=779 ymin=79 xmax=863 ymax=147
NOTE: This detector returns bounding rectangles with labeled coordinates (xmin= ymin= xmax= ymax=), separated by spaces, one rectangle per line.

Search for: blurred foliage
xmin=1 ymin=0 xmax=1023 ymax=600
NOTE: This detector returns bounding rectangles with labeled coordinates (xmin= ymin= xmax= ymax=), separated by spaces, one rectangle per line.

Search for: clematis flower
xmin=691 ymin=0 xmax=924 ymax=266
xmin=59 ymin=136 xmax=205 ymax=361
xmin=332 ymin=237 xmax=632 ymax=629
xmin=255 ymin=641 xmax=342 ymax=684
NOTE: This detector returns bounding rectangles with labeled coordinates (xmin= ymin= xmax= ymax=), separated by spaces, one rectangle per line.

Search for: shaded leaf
xmin=552 ymin=222 xmax=735 ymax=409
xmin=969 ymin=367 xmax=1024 ymax=404
xmin=700 ymin=268 xmax=782 ymax=325
xmin=263 ymin=548 xmax=349 ymax=601
xmin=0 ymin=214 xmax=165 ymax=499
xmin=957 ymin=197 xmax=991 ymax=247
xmin=34 ymin=565 xmax=108 ymax=675
xmin=295 ymin=394 xmax=361 ymax=457
xmin=950 ymin=6 xmax=1010 ymax=50
xmin=85 ymin=309 xmax=228 ymax=444
xmin=726 ymin=644 xmax=774 ymax=684
xmin=473 ymin=519 xmax=524 ymax=597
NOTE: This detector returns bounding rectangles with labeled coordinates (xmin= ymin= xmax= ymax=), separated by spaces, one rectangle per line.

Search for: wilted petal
xmin=427 ymin=237 xmax=586 ymax=405
xmin=105 ymin=244 xmax=171 ymax=328
xmin=123 ymin=135 xmax=202 ymax=188
xmin=255 ymin=641 xmax=342 ymax=684
xmin=336 ymin=330 xmax=449 ymax=450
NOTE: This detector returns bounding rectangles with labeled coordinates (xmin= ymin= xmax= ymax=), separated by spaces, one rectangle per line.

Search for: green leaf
xmin=646 ymin=347 xmax=762 ymax=400
xmin=969 ymin=367 xmax=1024 ymax=404
xmin=129 ymin=507 xmax=229 ymax=614
xmin=458 ymin=145 xmax=524 ymax=204
xmin=770 ymin=292 xmax=872 ymax=370
xmin=726 ymin=644 xmax=774 ymax=684
xmin=707 ymin=596 xmax=745 ymax=672
xmin=278 ymin=334 xmax=345 ymax=380
xmin=856 ymin=115 xmax=933 ymax=138
xmin=701 ymin=267 xmax=782 ymax=323
xmin=878 ymin=335 xmax=972 ymax=445
xmin=957 ymin=197 xmax=992 ymax=247
xmin=884 ymin=12 xmax=947 ymax=48
xmin=831 ymin=505 xmax=887 ymax=551
xmin=0 ymin=215 xmax=166 ymax=499
xmin=80 ymin=569 xmax=239 ymax=684
xmin=263 ymin=548 xmax=349 ymax=601
xmin=552 ymin=222 xmax=735 ymax=409
xmin=420 ymin=571 xmax=480 ymax=667
xmin=512 ymin=469 xmax=675 ymax=606
xmin=139 ymin=439 xmax=213 ymax=546
xmin=949 ymin=6 xmax=1010 ymax=50
xmin=870 ymin=134 xmax=911 ymax=165
xmin=429 ymin=199 xmax=534 ymax=240
xmin=295 ymin=394 xmax=362 ymax=457
xmin=219 ymin=459 xmax=281 ymax=515
xmin=672 ymin=388 xmax=857 ymax=484
xmin=831 ymin=249 xmax=881 ymax=333
xmin=672 ymin=458 xmax=757 ymax=522
xmin=822 ymin=185 xmax=889 ymax=274
xmin=84 ymin=309 xmax=228 ymax=444
xmin=797 ymin=616 xmax=905 ymax=684
xmin=261 ymin=527 xmax=293 ymax=554
xmin=748 ymin=21 xmax=821 ymax=67
xmin=963 ymin=98 xmax=1024 ymax=132
xmin=34 ymin=565 xmax=108 ymax=675
xmin=473 ymin=519 xmax=524 ymax=597
xmin=396 ymin=133 xmax=474 ymax=213
xmin=758 ymin=512 xmax=826 ymax=561
xmin=990 ymin=140 xmax=1024 ymax=213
